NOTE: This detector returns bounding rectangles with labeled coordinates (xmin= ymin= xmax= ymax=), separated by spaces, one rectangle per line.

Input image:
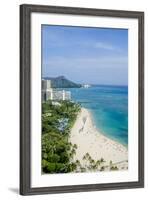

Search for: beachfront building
xmin=82 ymin=84 xmax=91 ymax=88
xmin=42 ymin=79 xmax=71 ymax=102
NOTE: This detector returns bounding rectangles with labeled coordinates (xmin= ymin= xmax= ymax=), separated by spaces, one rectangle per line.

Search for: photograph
xmin=20 ymin=4 xmax=144 ymax=195
xmin=41 ymin=25 xmax=128 ymax=174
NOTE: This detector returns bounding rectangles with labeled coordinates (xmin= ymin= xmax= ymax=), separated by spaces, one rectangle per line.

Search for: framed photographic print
xmin=20 ymin=4 xmax=144 ymax=195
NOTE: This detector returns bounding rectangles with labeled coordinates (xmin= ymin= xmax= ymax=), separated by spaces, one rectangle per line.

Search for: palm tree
xmin=96 ymin=160 xmax=101 ymax=166
xmin=110 ymin=166 xmax=118 ymax=171
xmin=80 ymin=167 xmax=86 ymax=172
xmin=109 ymin=160 xmax=113 ymax=167
xmin=85 ymin=152 xmax=90 ymax=159
xmin=49 ymin=144 xmax=56 ymax=155
xmin=100 ymin=158 xmax=105 ymax=163
xmin=75 ymin=160 xmax=81 ymax=166
xmin=71 ymin=148 xmax=76 ymax=156
xmin=70 ymin=163 xmax=77 ymax=171
xmin=73 ymin=144 xmax=78 ymax=149
xmin=90 ymin=158 xmax=95 ymax=165
xmin=100 ymin=166 xmax=105 ymax=171
xmin=83 ymin=155 xmax=86 ymax=160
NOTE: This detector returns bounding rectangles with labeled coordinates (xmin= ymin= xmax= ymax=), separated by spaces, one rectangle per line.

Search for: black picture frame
xmin=20 ymin=4 xmax=144 ymax=195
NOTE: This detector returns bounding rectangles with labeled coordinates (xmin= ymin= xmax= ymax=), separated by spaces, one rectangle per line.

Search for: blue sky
xmin=42 ymin=25 xmax=128 ymax=85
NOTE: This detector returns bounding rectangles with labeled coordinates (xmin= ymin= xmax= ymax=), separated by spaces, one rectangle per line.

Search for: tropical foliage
xmin=42 ymin=100 xmax=80 ymax=173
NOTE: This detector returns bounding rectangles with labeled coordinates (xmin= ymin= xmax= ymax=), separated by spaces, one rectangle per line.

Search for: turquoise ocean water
xmin=65 ymin=85 xmax=128 ymax=146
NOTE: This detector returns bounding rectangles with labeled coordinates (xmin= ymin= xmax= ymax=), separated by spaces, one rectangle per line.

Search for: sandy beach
xmin=69 ymin=108 xmax=128 ymax=172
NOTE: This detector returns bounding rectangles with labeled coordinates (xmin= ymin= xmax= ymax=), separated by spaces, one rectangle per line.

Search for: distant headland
xmin=43 ymin=76 xmax=82 ymax=88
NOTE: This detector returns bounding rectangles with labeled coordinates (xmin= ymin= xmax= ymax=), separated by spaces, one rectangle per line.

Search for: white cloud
xmin=43 ymin=55 xmax=128 ymax=69
xmin=94 ymin=42 xmax=115 ymax=50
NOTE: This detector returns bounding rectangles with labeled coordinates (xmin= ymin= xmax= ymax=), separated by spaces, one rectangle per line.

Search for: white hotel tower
xmin=42 ymin=80 xmax=71 ymax=102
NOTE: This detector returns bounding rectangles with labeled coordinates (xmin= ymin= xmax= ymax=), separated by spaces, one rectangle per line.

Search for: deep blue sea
xmin=65 ymin=85 xmax=128 ymax=146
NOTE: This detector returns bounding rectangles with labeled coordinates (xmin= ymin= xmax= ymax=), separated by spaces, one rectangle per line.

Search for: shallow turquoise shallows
xmin=65 ymin=85 xmax=128 ymax=147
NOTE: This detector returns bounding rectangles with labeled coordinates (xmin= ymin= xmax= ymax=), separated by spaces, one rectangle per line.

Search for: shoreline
xmin=69 ymin=107 xmax=128 ymax=172
xmin=87 ymin=108 xmax=128 ymax=148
